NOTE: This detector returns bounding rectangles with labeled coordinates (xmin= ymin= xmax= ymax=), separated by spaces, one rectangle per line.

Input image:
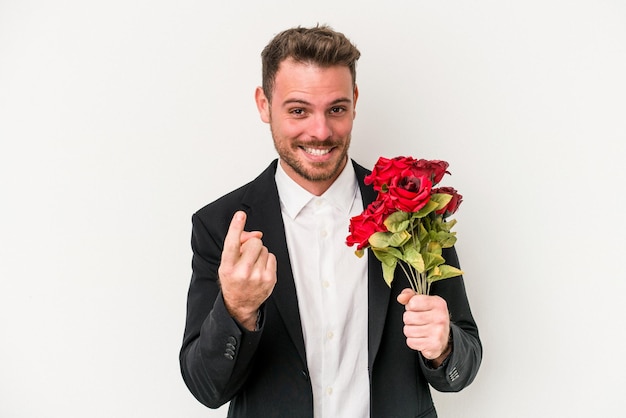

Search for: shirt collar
xmin=275 ymin=159 xmax=359 ymax=219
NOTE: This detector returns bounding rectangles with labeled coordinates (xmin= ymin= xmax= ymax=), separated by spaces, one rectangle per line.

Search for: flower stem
xmin=398 ymin=261 xmax=417 ymax=293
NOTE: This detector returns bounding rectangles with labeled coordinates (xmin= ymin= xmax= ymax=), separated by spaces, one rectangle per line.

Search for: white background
xmin=1 ymin=1 xmax=625 ymax=417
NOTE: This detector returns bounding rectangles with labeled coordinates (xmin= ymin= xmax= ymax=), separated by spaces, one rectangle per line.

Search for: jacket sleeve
xmin=419 ymin=246 xmax=483 ymax=392
xmin=179 ymin=211 xmax=264 ymax=408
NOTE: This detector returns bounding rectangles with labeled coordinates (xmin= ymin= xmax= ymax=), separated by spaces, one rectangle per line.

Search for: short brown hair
xmin=261 ymin=25 xmax=361 ymax=102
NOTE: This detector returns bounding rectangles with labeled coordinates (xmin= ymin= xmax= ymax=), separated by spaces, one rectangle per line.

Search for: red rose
xmin=386 ymin=170 xmax=433 ymax=213
xmin=366 ymin=197 xmax=395 ymax=224
xmin=364 ymin=156 xmax=417 ymax=192
xmin=346 ymin=214 xmax=384 ymax=250
xmin=433 ymin=186 xmax=463 ymax=217
xmin=411 ymin=159 xmax=450 ymax=184
xmin=346 ymin=199 xmax=392 ymax=250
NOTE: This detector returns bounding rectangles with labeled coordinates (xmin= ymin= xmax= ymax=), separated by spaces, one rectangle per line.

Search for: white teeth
xmin=303 ymin=147 xmax=331 ymax=156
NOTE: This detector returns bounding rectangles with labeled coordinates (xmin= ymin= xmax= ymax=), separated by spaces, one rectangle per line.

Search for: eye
xmin=289 ymin=108 xmax=306 ymax=116
xmin=329 ymin=106 xmax=347 ymax=115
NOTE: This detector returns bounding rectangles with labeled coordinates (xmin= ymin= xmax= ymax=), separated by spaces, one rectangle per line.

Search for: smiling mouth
xmin=302 ymin=147 xmax=332 ymax=156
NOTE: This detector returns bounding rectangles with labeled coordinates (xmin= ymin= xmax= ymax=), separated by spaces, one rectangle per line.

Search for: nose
xmin=307 ymin=113 xmax=333 ymax=140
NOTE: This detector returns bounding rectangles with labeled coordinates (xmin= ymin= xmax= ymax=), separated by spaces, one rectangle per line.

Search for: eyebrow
xmin=282 ymin=97 xmax=353 ymax=107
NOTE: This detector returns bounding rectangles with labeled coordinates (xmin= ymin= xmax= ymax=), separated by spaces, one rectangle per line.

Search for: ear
xmin=352 ymin=84 xmax=359 ymax=119
xmin=255 ymin=86 xmax=271 ymax=123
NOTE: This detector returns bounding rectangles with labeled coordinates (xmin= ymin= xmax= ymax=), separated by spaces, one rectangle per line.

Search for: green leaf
xmin=382 ymin=262 xmax=397 ymax=287
xmin=416 ymin=222 xmax=429 ymax=247
xmin=441 ymin=218 xmax=457 ymax=231
xmin=388 ymin=230 xmax=411 ymax=247
xmin=372 ymin=248 xmax=399 ymax=266
xmin=427 ymin=264 xmax=464 ymax=282
xmin=430 ymin=217 xmax=458 ymax=236
xmin=428 ymin=215 xmax=443 ymax=232
xmin=384 ymin=211 xmax=410 ymax=233
xmin=430 ymin=193 xmax=453 ymax=211
xmin=427 ymin=241 xmax=442 ymax=255
xmin=373 ymin=246 xmax=403 ymax=260
xmin=369 ymin=231 xmax=391 ymax=248
xmin=371 ymin=249 xmax=394 ymax=284
xmin=372 ymin=247 xmax=404 ymax=287
xmin=413 ymin=200 xmax=440 ymax=218
xmin=423 ymin=251 xmax=445 ymax=271
xmin=438 ymin=232 xmax=457 ymax=248
xmin=404 ymin=246 xmax=425 ymax=273
xmin=429 ymin=231 xmax=456 ymax=248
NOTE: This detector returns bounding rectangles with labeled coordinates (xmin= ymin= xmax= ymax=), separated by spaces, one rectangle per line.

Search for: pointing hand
xmin=218 ymin=211 xmax=277 ymax=330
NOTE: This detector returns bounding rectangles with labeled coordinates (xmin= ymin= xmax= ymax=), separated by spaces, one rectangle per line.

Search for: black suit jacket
xmin=180 ymin=160 xmax=482 ymax=418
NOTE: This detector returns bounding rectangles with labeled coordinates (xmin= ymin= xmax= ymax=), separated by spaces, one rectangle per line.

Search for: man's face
xmin=255 ymin=58 xmax=358 ymax=195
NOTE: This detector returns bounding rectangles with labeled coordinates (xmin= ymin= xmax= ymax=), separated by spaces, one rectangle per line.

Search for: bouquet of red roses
xmin=346 ymin=156 xmax=463 ymax=295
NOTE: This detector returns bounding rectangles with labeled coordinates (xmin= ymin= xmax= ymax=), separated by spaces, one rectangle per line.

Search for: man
xmin=180 ymin=25 xmax=481 ymax=417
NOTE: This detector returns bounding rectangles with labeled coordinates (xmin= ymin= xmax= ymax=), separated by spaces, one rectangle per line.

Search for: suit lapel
xmin=352 ymin=161 xmax=393 ymax=370
xmin=241 ymin=161 xmax=307 ymax=366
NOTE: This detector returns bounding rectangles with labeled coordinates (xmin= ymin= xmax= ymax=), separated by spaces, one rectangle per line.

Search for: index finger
xmin=404 ymin=294 xmax=432 ymax=311
xmin=222 ymin=211 xmax=247 ymax=264
xmin=406 ymin=294 xmax=446 ymax=312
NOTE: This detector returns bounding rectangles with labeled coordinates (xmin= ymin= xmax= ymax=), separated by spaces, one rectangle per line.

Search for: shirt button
xmin=326 ymin=331 xmax=334 ymax=340
xmin=326 ymin=387 xmax=333 ymax=395
xmin=320 ymin=229 xmax=328 ymax=238
xmin=322 ymin=280 xmax=330 ymax=288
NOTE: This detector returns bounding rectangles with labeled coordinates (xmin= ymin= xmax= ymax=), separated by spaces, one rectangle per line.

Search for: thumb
xmin=397 ymin=288 xmax=416 ymax=306
xmin=241 ymin=230 xmax=263 ymax=244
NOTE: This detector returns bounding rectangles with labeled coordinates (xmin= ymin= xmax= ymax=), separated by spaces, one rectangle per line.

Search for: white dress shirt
xmin=275 ymin=161 xmax=370 ymax=418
